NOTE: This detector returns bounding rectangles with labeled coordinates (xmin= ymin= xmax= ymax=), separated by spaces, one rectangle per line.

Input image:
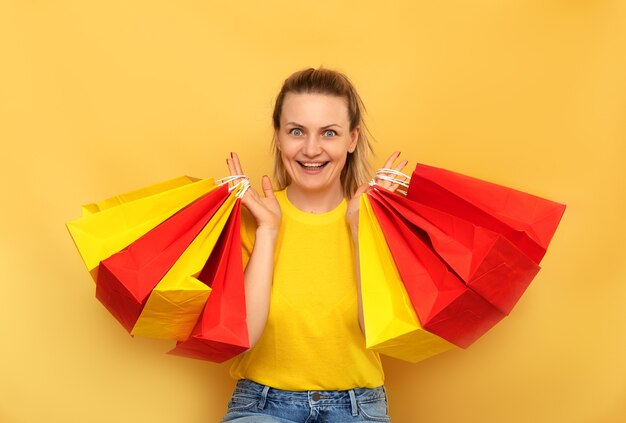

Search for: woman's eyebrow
xmin=285 ymin=121 xmax=343 ymax=129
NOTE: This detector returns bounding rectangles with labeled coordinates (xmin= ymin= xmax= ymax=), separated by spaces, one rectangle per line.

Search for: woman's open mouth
xmin=297 ymin=161 xmax=329 ymax=173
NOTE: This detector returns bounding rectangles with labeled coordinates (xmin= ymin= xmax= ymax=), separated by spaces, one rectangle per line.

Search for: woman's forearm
xmin=243 ymin=227 xmax=278 ymax=348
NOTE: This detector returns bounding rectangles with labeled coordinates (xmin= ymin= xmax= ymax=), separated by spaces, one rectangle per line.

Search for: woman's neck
xmin=286 ymin=184 xmax=345 ymax=214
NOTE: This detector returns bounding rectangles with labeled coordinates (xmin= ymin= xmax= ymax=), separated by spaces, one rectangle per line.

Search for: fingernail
xmin=230 ymin=152 xmax=233 ymax=158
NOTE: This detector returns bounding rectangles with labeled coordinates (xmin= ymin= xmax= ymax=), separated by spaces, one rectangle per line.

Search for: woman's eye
xmin=289 ymin=128 xmax=303 ymax=136
xmin=323 ymin=130 xmax=337 ymax=137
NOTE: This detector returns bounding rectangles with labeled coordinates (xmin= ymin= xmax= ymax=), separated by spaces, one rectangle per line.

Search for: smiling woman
xmin=222 ymin=68 xmax=407 ymax=423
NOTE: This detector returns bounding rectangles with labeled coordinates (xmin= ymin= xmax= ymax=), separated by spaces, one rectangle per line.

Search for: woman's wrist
xmin=255 ymin=225 xmax=279 ymax=244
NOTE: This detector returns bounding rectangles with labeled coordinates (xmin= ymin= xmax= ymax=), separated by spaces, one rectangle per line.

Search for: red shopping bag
xmin=96 ymin=184 xmax=230 ymax=333
xmin=367 ymin=187 xmax=505 ymax=348
xmin=372 ymin=187 xmax=540 ymax=314
xmin=406 ymin=163 xmax=566 ymax=264
xmin=168 ymin=200 xmax=249 ymax=362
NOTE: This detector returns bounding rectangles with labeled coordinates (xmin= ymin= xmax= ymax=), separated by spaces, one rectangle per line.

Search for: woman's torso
xmin=229 ymin=189 xmax=384 ymax=390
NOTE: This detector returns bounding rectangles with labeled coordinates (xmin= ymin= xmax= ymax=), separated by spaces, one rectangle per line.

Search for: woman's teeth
xmin=298 ymin=162 xmax=328 ymax=169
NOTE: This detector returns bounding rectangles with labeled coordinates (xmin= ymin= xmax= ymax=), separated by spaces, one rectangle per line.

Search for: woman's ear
xmin=348 ymin=127 xmax=360 ymax=153
xmin=273 ymin=131 xmax=281 ymax=151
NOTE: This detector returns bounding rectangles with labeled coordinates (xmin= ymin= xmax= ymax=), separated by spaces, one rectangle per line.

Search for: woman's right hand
xmin=226 ymin=152 xmax=282 ymax=235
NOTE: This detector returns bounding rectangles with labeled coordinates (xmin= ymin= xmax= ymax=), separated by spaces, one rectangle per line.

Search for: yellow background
xmin=1 ymin=1 xmax=625 ymax=422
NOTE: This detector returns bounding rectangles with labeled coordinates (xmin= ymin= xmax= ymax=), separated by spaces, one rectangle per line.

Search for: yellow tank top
xmin=229 ymin=189 xmax=384 ymax=390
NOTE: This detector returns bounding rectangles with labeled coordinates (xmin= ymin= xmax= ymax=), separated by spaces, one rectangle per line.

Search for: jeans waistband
xmin=234 ymin=378 xmax=387 ymax=405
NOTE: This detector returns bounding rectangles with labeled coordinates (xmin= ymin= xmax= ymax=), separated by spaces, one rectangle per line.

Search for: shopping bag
xmin=96 ymin=184 xmax=230 ymax=333
xmin=406 ymin=163 xmax=566 ymax=264
xmin=80 ymin=176 xmax=199 ymax=214
xmin=169 ymin=200 xmax=249 ymax=362
xmin=358 ymin=194 xmax=455 ymax=362
xmin=367 ymin=187 xmax=505 ymax=348
xmin=371 ymin=187 xmax=540 ymax=314
xmin=131 ymin=184 xmax=242 ymax=341
xmin=66 ymin=176 xmax=217 ymax=280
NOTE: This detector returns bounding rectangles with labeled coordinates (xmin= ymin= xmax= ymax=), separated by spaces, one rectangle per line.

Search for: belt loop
xmin=349 ymin=389 xmax=358 ymax=416
xmin=259 ymin=385 xmax=270 ymax=410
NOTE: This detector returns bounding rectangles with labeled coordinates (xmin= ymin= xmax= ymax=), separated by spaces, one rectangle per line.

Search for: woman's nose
xmin=303 ymin=135 xmax=323 ymax=156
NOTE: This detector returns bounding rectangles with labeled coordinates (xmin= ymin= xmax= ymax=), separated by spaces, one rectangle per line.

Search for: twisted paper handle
xmin=375 ymin=168 xmax=411 ymax=186
xmin=216 ymin=174 xmax=251 ymax=198
xmin=369 ymin=168 xmax=411 ymax=195
xmin=233 ymin=178 xmax=251 ymax=199
xmin=217 ymin=174 xmax=247 ymax=186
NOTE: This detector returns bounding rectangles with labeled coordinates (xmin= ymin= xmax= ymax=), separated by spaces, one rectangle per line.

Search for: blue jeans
xmin=221 ymin=379 xmax=391 ymax=422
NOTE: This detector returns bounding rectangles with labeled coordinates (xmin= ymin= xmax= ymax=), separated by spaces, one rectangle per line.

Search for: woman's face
xmin=276 ymin=92 xmax=359 ymax=196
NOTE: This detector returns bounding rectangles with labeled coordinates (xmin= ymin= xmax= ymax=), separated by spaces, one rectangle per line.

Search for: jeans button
xmin=312 ymin=392 xmax=320 ymax=401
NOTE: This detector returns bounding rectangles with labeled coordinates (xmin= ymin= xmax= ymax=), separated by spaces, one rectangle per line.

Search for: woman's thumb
xmin=261 ymin=175 xmax=275 ymax=198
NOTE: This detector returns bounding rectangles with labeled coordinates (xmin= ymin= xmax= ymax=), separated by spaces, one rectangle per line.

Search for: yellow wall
xmin=1 ymin=1 xmax=624 ymax=422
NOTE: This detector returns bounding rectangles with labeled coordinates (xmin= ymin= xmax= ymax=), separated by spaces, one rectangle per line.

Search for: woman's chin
xmin=289 ymin=177 xmax=333 ymax=194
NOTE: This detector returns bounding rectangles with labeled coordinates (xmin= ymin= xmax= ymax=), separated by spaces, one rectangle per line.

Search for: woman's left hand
xmin=346 ymin=151 xmax=409 ymax=241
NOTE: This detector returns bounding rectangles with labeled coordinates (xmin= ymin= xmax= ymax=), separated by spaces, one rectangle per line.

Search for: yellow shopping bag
xmin=67 ymin=176 xmax=217 ymax=281
xmin=131 ymin=184 xmax=242 ymax=341
xmin=79 ymin=176 xmax=199 ymax=215
xmin=358 ymin=194 xmax=455 ymax=363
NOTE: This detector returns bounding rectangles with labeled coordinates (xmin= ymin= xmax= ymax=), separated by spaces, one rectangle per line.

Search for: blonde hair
xmin=271 ymin=67 xmax=374 ymax=198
